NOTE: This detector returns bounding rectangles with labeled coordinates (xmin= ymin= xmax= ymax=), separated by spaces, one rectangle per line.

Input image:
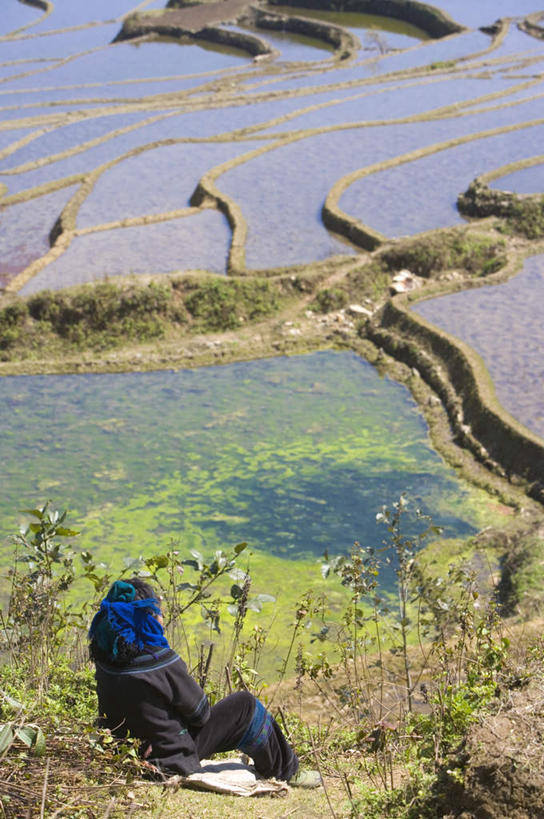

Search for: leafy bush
xmin=0 ymin=301 xmax=28 ymax=350
xmin=309 ymin=287 xmax=348 ymax=313
xmin=184 ymin=279 xmax=279 ymax=330
xmin=380 ymin=232 xmax=507 ymax=278
xmin=504 ymin=197 xmax=544 ymax=239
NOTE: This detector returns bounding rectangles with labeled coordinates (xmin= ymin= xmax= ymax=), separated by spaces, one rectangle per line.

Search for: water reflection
xmin=20 ymin=210 xmax=231 ymax=293
xmin=0 ymin=112 xmax=150 ymax=171
xmin=489 ymin=164 xmax=544 ymax=194
xmin=340 ymin=123 xmax=544 ymax=237
xmin=0 ymin=186 xmax=77 ymax=286
xmin=76 ymin=140 xmax=264 ymax=228
xmin=1 ymin=0 xmax=543 ymax=285
xmin=0 ymin=25 xmax=121 ymax=62
xmin=272 ymin=6 xmax=430 ymax=48
xmin=263 ymin=74 xmax=531 ymax=133
xmin=1 ymin=0 xmax=42 ymax=37
xmin=414 ymin=255 xmax=544 ymax=439
xmin=221 ymin=24 xmax=334 ymax=62
xmin=431 ymin=0 xmax=544 ymax=29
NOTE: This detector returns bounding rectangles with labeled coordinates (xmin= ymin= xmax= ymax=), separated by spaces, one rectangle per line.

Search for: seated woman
xmin=88 ymin=578 xmax=320 ymax=786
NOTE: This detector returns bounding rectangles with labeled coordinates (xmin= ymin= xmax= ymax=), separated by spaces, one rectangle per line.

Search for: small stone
xmin=390 ymin=268 xmax=422 ymax=295
xmin=347 ymin=304 xmax=373 ymax=318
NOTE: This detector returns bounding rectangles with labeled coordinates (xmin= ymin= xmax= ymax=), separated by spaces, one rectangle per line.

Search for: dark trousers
xmin=190 ymin=691 xmax=298 ymax=781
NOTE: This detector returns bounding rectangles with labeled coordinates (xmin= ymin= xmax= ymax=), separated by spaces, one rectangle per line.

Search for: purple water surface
xmin=414 ymin=255 xmax=544 ymax=438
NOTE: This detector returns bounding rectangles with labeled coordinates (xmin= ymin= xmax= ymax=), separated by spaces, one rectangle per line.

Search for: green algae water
xmin=2 ymin=351 xmax=495 ymax=575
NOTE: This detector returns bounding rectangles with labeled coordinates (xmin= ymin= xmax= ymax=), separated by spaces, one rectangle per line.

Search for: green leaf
xmin=230 ymin=584 xmax=243 ymax=600
xmin=15 ymin=726 xmax=36 ymax=748
xmin=145 ymin=554 xmax=169 ymax=569
xmin=55 ymin=527 xmax=80 ymax=537
xmin=176 ymin=582 xmax=199 ymax=592
xmin=233 ymin=542 xmax=247 ymax=555
xmin=229 ymin=569 xmax=248 ymax=583
xmin=2 ymin=694 xmax=23 ymax=712
xmin=214 ymin=550 xmax=227 ymax=568
xmin=123 ymin=556 xmax=143 ymax=569
xmin=20 ymin=508 xmax=44 ymax=520
xmin=0 ymin=723 xmax=14 ymax=754
xmin=181 ymin=559 xmax=200 ymax=570
xmin=32 ymin=727 xmax=46 ymax=757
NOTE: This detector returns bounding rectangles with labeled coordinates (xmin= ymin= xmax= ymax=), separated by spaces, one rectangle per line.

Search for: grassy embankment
xmin=2 ymin=499 xmax=544 ymax=818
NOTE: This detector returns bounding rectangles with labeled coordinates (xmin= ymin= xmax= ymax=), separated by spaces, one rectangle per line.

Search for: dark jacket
xmin=94 ymin=646 xmax=210 ymax=775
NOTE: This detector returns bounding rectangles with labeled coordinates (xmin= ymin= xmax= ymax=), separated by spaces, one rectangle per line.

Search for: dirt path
xmin=133 ymin=0 xmax=256 ymax=33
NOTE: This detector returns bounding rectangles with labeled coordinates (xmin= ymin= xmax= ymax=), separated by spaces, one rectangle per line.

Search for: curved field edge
xmin=365 ymin=249 xmax=544 ymax=504
xmin=118 ymin=0 xmax=466 ymax=65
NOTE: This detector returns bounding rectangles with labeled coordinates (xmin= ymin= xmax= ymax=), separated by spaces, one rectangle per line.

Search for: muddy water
xmin=221 ymin=24 xmax=335 ymax=61
xmin=272 ymin=6 xmax=429 ymax=48
xmin=0 ymin=351 xmax=497 ymax=579
xmin=414 ymin=255 xmax=544 ymax=439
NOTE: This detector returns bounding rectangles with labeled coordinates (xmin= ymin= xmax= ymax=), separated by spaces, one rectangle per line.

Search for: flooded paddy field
xmin=339 ymin=122 xmax=544 ymax=237
xmin=21 ymin=210 xmax=232 ymax=290
xmin=2 ymin=1 xmax=544 ymax=288
xmin=0 ymin=351 xmax=500 ymax=586
xmin=414 ymin=255 xmax=544 ymax=440
xmin=489 ymin=163 xmax=544 ymax=193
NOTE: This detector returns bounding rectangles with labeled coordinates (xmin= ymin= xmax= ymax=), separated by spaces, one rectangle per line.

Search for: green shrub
xmin=504 ymin=197 xmax=544 ymax=239
xmin=0 ymin=300 xmax=28 ymax=350
xmin=184 ymin=279 xmax=279 ymax=330
xmin=380 ymin=232 xmax=507 ymax=278
xmin=309 ymin=287 xmax=348 ymax=313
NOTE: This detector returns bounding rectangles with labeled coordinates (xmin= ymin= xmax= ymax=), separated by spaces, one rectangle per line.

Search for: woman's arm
xmin=168 ymin=656 xmax=211 ymax=726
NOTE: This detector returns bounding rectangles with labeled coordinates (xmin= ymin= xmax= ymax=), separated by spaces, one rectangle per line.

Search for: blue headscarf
xmin=89 ymin=580 xmax=169 ymax=658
